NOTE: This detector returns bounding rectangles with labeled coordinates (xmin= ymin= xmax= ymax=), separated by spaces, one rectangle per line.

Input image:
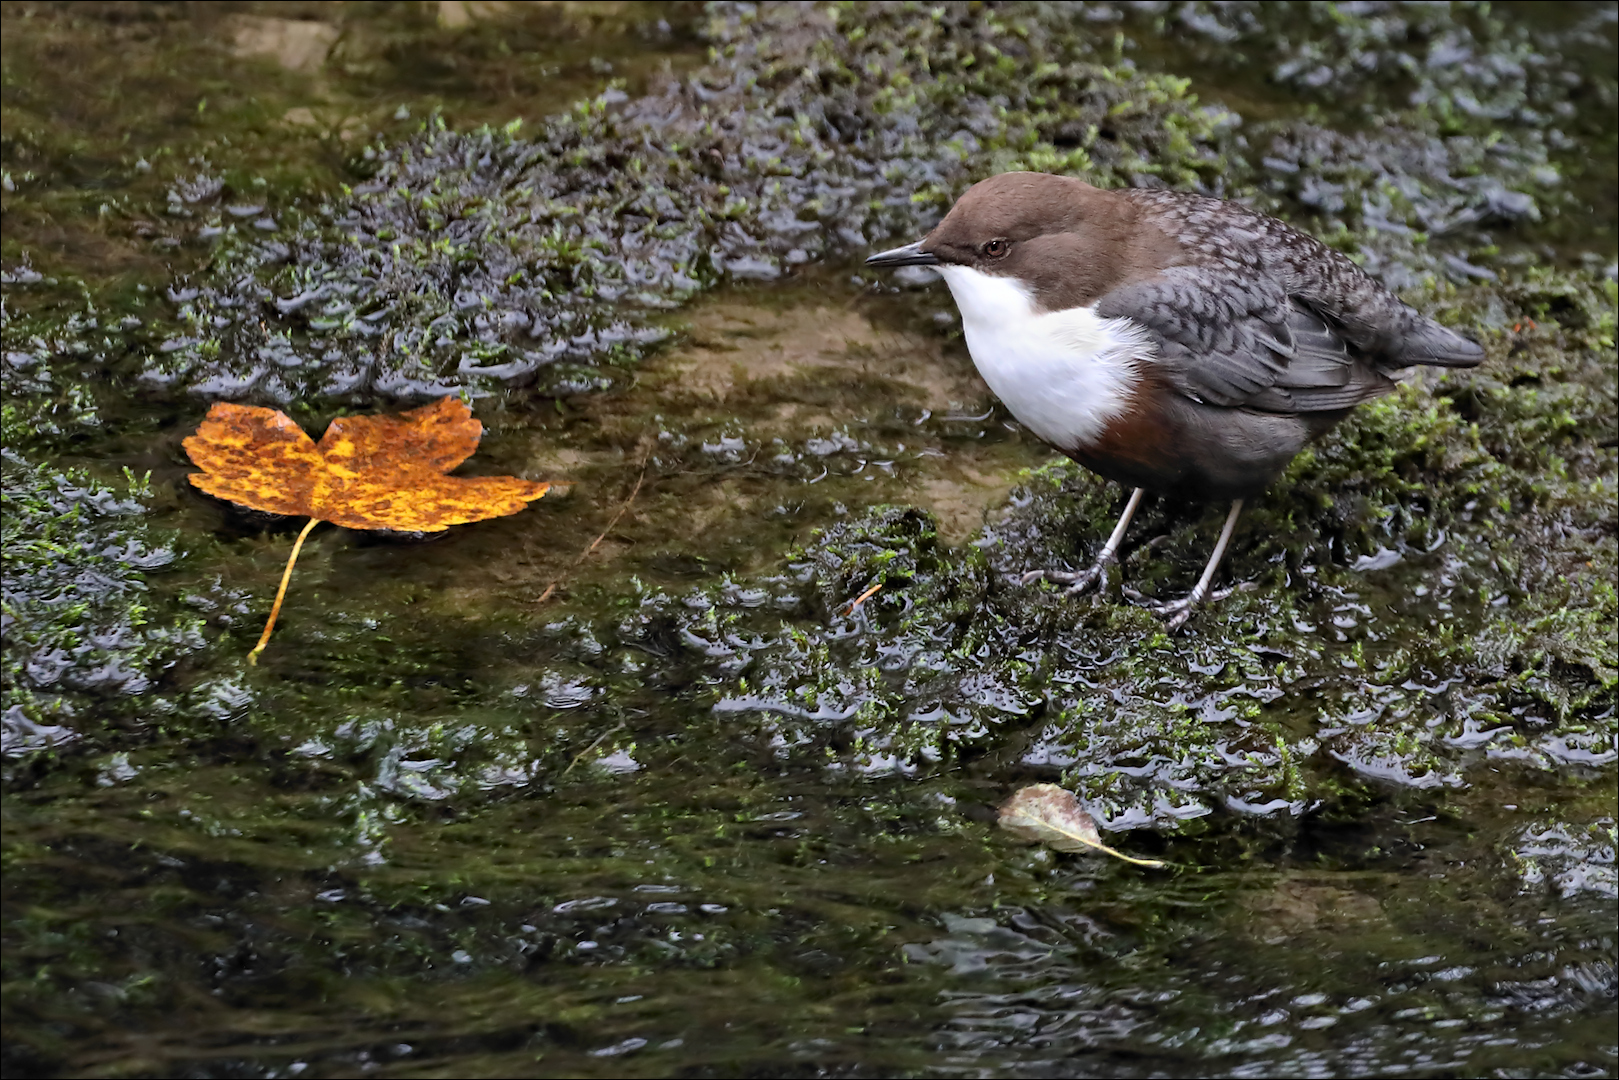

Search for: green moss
xmin=8 ymin=1 xmax=1594 ymax=417
xmin=0 ymin=424 xmax=207 ymax=772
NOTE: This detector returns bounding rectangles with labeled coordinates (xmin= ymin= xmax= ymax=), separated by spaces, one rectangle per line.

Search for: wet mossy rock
xmin=117 ymin=0 xmax=1603 ymax=408
xmin=620 ymin=266 xmax=1617 ymax=833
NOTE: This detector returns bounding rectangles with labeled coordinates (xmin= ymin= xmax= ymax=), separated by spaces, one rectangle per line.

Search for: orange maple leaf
xmin=184 ymin=396 xmax=549 ymax=663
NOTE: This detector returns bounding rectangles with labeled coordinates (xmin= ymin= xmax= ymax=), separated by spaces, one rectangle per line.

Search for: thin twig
xmin=841 ymin=581 xmax=883 ymax=616
xmin=536 ymin=453 xmax=649 ymax=605
xmin=561 ymin=722 xmax=626 ymax=777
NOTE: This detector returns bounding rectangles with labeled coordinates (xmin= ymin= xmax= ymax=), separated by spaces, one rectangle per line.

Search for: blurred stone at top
xmin=435 ymin=1 xmax=641 ymax=30
xmin=227 ymin=14 xmax=340 ymax=74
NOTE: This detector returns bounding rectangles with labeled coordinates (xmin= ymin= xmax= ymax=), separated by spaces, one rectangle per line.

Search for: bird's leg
xmin=1022 ymin=487 xmax=1144 ymax=596
xmin=1131 ymin=499 xmax=1244 ymax=632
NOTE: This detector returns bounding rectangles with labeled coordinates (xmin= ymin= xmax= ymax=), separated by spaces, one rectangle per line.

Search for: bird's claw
xmin=1020 ymin=556 xmax=1115 ymax=597
xmin=1121 ymin=584 xmax=1240 ymax=633
xmin=1164 ymin=604 xmax=1198 ymax=634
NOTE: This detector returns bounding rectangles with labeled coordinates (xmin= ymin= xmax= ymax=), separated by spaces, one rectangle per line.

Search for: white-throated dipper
xmin=867 ymin=172 xmax=1485 ymax=629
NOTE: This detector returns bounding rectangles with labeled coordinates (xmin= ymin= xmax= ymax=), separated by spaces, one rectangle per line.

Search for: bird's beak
xmin=865 ymin=240 xmax=940 ymax=268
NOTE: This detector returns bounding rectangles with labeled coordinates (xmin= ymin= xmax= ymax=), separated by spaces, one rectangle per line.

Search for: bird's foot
xmin=1122 ymin=583 xmax=1244 ymax=633
xmin=1020 ymin=555 xmax=1115 ymax=597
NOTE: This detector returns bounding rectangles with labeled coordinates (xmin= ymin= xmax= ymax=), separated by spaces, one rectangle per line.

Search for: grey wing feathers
xmin=1096 ymin=268 xmax=1397 ymax=415
xmin=1118 ymin=188 xmax=1487 ymax=372
xmin=1250 ymin=303 xmax=1397 ymax=412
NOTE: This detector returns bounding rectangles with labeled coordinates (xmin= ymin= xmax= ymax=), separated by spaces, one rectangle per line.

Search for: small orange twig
xmin=536 ymin=456 xmax=649 ymax=605
xmin=248 ymin=517 xmax=320 ymax=666
xmin=841 ymin=581 xmax=883 ymax=616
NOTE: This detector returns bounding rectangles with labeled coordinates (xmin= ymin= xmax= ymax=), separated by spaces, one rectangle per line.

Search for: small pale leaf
xmin=998 ymin=783 xmax=1166 ymax=868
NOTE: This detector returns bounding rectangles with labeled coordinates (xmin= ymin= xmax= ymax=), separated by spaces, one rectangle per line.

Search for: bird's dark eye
xmin=982 ymin=238 xmax=1011 ymax=258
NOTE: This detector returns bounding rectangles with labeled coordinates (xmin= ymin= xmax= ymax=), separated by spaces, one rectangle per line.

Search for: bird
xmin=866 ymin=172 xmax=1485 ymax=630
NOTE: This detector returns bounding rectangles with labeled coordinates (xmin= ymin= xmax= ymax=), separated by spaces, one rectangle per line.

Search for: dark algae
xmin=3 ymin=3 xmax=1615 ymax=1078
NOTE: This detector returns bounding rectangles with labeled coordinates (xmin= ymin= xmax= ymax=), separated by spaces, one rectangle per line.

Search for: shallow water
xmin=3 ymin=3 xmax=1615 ymax=1078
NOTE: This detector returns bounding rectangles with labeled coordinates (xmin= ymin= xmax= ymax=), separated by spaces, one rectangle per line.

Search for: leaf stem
xmin=248 ymin=517 xmax=319 ymax=666
xmin=1087 ymin=841 xmax=1167 ymax=869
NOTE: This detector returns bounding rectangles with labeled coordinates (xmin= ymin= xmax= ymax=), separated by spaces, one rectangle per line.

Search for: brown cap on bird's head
xmin=868 ymin=173 xmax=1180 ymax=311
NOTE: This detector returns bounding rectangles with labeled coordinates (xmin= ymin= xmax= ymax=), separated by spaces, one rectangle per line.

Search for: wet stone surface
xmin=2 ymin=3 xmax=1616 ymax=1078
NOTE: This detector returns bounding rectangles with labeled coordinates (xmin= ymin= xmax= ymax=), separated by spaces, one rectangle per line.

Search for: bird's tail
xmin=1390 ymin=319 xmax=1486 ymax=369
